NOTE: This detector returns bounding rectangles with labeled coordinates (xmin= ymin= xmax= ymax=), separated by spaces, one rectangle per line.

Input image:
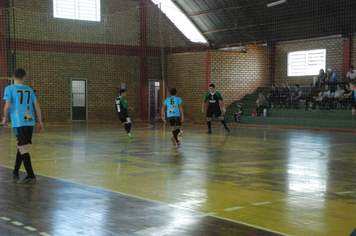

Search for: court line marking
xmin=0 ymin=165 xmax=292 ymax=236
xmin=2 ymin=215 xmax=52 ymax=235
xmin=24 ymin=226 xmax=37 ymax=231
xmin=335 ymin=191 xmax=355 ymax=195
xmin=224 ymin=206 xmax=245 ymax=211
xmin=197 ymin=212 xmax=216 ymax=217
xmin=251 ymin=201 xmax=272 ymax=206
xmin=39 ymin=233 xmax=52 ymax=236
xmin=12 ymin=221 xmax=23 ymax=226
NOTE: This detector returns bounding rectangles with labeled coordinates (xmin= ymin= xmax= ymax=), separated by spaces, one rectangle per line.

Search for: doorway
xmin=149 ymin=81 xmax=160 ymax=120
xmin=71 ymin=79 xmax=87 ymax=121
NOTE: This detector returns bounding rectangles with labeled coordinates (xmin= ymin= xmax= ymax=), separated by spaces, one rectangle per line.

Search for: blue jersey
xmin=3 ymin=84 xmax=37 ymax=128
xmin=163 ymin=96 xmax=182 ymax=118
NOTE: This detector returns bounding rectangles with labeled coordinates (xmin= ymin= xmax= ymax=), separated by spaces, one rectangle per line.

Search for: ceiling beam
xmin=188 ymin=2 xmax=265 ymax=18
xmin=203 ymin=9 xmax=351 ymax=35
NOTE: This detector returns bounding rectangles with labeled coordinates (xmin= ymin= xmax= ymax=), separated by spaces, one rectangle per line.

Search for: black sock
xmin=174 ymin=129 xmax=180 ymax=142
xmin=13 ymin=150 xmax=22 ymax=175
xmin=124 ymin=124 xmax=129 ymax=133
xmin=220 ymin=119 xmax=227 ymax=128
xmin=22 ymin=153 xmax=35 ymax=179
xmin=207 ymin=121 xmax=211 ymax=130
xmin=127 ymin=123 xmax=131 ymax=133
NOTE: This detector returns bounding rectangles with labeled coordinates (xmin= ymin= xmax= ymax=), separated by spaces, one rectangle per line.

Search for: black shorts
xmin=207 ymin=107 xmax=222 ymax=118
xmin=168 ymin=116 xmax=182 ymax=126
xmin=118 ymin=112 xmax=131 ymax=124
xmin=14 ymin=126 xmax=33 ymax=146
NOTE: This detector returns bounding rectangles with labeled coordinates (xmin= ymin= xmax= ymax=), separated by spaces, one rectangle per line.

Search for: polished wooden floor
xmin=0 ymin=122 xmax=356 ymax=236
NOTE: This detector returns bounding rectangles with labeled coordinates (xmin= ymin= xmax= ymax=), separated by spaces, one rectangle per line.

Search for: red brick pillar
xmin=0 ymin=1 xmax=9 ymax=118
xmin=342 ymin=36 xmax=351 ymax=81
xmin=270 ymin=43 xmax=276 ymax=85
xmin=140 ymin=0 xmax=148 ymax=120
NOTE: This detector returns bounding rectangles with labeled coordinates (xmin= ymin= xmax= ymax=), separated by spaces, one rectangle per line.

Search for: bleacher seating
xmin=223 ymin=86 xmax=356 ymax=130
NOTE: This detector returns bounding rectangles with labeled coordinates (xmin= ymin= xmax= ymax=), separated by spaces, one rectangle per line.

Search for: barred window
xmin=287 ymin=49 xmax=326 ymax=76
xmin=53 ymin=0 xmax=101 ymax=22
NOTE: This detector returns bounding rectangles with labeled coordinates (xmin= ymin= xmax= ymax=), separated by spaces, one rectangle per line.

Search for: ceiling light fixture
xmin=267 ymin=0 xmax=287 ymax=7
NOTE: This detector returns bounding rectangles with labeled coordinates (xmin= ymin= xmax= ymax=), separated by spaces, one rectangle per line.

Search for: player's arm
xmin=179 ymin=103 xmax=184 ymax=123
xmin=161 ymin=104 xmax=167 ymax=123
xmin=202 ymin=93 xmax=209 ymax=113
xmin=2 ymin=100 xmax=11 ymax=126
xmin=217 ymin=92 xmax=226 ymax=113
xmin=34 ymin=102 xmax=44 ymax=132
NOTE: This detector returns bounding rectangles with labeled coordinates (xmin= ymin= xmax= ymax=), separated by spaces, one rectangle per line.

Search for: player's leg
xmin=236 ymin=114 xmax=241 ymax=123
xmin=12 ymin=149 xmax=22 ymax=180
xmin=169 ymin=118 xmax=177 ymax=146
xmin=217 ymin=110 xmax=230 ymax=132
xmin=173 ymin=117 xmax=182 ymax=146
xmin=12 ymin=128 xmax=22 ymax=180
xmin=16 ymin=127 xmax=36 ymax=184
xmin=125 ymin=117 xmax=133 ymax=138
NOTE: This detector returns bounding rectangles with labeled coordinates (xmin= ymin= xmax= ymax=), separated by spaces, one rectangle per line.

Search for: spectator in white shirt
xmin=315 ymin=84 xmax=331 ymax=110
xmin=346 ymin=65 xmax=356 ymax=81
xmin=331 ymin=84 xmax=345 ymax=109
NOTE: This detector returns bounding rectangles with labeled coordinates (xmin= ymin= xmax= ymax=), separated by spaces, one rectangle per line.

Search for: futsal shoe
xmin=17 ymin=177 xmax=36 ymax=184
xmin=225 ymin=127 xmax=230 ymax=132
xmin=127 ymin=133 xmax=133 ymax=139
xmin=178 ymin=130 xmax=183 ymax=136
xmin=12 ymin=174 xmax=19 ymax=181
xmin=207 ymin=129 xmax=212 ymax=134
xmin=171 ymin=136 xmax=177 ymax=147
xmin=176 ymin=141 xmax=181 ymax=147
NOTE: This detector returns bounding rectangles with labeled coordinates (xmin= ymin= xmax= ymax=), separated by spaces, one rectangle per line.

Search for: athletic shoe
xmin=207 ymin=129 xmax=212 ymax=134
xmin=17 ymin=177 xmax=36 ymax=184
xmin=12 ymin=174 xmax=19 ymax=181
xmin=176 ymin=141 xmax=181 ymax=147
xmin=127 ymin=133 xmax=133 ymax=139
xmin=225 ymin=127 xmax=230 ymax=132
xmin=171 ymin=136 xmax=177 ymax=147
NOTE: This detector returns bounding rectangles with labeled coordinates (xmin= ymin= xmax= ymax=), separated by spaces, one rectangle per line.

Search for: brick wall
xmin=1 ymin=0 xmax=193 ymax=123
xmin=167 ymin=52 xmax=207 ymax=122
xmin=167 ymin=46 xmax=271 ymax=122
xmin=10 ymin=0 xmax=141 ymax=45
xmin=16 ymin=51 xmax=141 ymax=123
xmin=210 ymin=45 xmax=271 ymax=109
xmin=275 ymin=37 xmax=343 ymax=86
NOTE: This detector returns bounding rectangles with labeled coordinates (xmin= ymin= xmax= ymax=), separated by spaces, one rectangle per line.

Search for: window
xmin=287 ymin=49 xmax=326 ymax=76
xmin=151 ymin=0 xmax=207 ymax=43
xmin=53 ymin=0 xmax=101 ymax=22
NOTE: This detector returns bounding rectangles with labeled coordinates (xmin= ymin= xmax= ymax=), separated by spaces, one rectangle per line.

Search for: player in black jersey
xmin=115 ymin=89 xmax=134 ymax=138
xmin=202 ymin=84 xmax=230 ymax=134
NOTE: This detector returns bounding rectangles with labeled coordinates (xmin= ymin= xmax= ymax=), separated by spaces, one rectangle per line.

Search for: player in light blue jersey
xmin=161 ymin=88 xmax=184 ymax=147
xmin=2 ymin=69 xmax=44 ymax=184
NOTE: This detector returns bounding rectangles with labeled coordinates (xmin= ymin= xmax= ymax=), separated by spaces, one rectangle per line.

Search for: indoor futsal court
xmin=1 ymin=0 xmax=356 ymax=235
xmin=1 ymin=123 xmax=356 ymax=235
